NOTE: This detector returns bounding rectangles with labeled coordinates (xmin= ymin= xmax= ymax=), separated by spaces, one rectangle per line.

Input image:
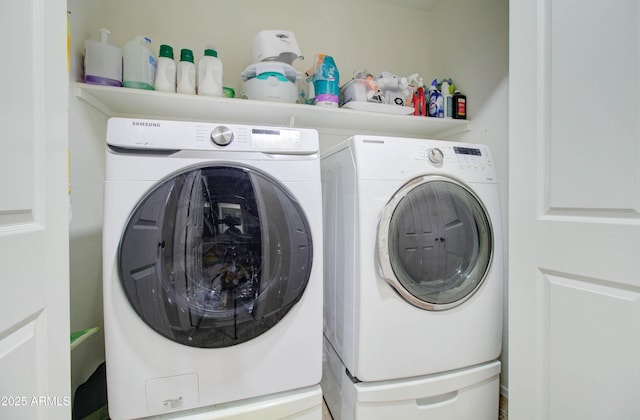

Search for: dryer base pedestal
xmin=322 ymin=338 xmax=500 ymax=420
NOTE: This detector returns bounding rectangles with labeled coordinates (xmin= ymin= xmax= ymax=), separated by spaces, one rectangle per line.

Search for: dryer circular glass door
xmin=118 ymin=164 xmax=313 ymax=348
xmin=377 ymin=175 xmax=493 ymax=310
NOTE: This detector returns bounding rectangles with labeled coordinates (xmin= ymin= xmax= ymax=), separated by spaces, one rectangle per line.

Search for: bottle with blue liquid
xmin=312 ymin=54 xmax=339 ymax=107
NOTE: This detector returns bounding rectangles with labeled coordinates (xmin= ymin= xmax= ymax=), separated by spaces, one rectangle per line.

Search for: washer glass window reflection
xmin=218 ymin=202 xmax=243 ymax=234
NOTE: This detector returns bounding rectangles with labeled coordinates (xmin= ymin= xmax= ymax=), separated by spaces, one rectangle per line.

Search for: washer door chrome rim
xmin=377 ymin=175 xmax=493 ymax=311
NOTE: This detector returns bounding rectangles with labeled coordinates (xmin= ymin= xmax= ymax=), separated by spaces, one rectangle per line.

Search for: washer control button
xmin=427 ymin=147 xmax=444 ymax=165
xmin=211 ymin=126 xmax=234 ymax=146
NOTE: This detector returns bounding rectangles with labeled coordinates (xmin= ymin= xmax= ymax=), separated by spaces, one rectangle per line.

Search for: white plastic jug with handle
xmin=84 ymin=28 xmax=122 ymax=86
xmin=123 ymin=36 xmax=157 ymax=90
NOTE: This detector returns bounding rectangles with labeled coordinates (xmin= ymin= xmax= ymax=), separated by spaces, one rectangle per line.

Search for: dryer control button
xmin=211 ymin=126 xmax=234 ymax=146
xmin=427 ymin=147 xmax=444 ymax=165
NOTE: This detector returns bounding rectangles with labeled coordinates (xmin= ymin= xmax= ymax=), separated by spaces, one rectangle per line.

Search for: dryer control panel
xmin=452 ymin=146 xmax=493 ymax=170
xmin=339 ymin=135 xmax=497 ymax=183
xmin=418 ymin=144 xmax=495 ymax=182
xmin=418 ymin=145 xmax=492 ymax=168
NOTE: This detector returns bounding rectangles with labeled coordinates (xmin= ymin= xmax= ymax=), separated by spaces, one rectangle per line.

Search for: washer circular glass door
xmin=377 ymin=175 xmax=492 ymax=310
xmin=118 ymin=164 xmax=313 ymax=348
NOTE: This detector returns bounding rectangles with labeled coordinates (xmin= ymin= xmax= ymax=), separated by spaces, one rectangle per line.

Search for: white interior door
xmin=509 ymin=0 xmax=640 ymax=418
xmin=0 ymin=0 xmax=70 ymax=419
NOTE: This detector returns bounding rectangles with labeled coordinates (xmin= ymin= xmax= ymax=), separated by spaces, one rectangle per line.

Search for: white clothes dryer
xmin=320 ymin=135 xmax=504 ymax=382
xmin=103 ymin=118 xmax=323 ymax=419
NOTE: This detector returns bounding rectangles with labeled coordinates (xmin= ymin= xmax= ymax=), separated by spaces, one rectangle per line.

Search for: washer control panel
xmin=106 ymin=118 xmax=317 ymax=154
xmin=202 ymin=125 xmax=302 ymax=150
xmin=249 ymin=128 xmax=301 ymax=149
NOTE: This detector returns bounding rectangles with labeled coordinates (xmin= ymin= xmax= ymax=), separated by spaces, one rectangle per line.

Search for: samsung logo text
xmin=132 ymin=121 xmax=161 ymax=128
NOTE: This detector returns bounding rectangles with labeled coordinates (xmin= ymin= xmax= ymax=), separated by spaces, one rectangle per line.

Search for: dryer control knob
xmin=427 ymin=147 xmax=444 ymax=165
xmin=211 ymin=126 xmax=234 ymax=146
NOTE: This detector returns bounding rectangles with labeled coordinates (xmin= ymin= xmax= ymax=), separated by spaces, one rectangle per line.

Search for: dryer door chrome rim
xmin=118 ymin=164 xmax=313 ymax=348
xmin=377 ymin=175 xmax=493 ymax=311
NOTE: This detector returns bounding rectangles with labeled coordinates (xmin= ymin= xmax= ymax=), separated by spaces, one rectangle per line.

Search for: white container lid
xmin=241 ymin=62 xmax=300 ymax=83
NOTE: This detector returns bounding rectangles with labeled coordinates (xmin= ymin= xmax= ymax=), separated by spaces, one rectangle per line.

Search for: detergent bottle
xmin=154 ymin=44 xmax=176 ymax=92
xmin=441 ymin=80 xmax=452 ymax=118
xmin=312 ymin=54 xmax=340 ymax=107
xmin=177 ymin=48 xmax=196 ymax=95
xmin=428 ymin=79 xmax=443 ymax=118
xmin=197 ymin=46 xmax=223 ymax=97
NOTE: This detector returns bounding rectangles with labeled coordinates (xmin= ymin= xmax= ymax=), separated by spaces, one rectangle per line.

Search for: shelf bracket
xmin=75 ymin=85 xmax=116 ymax=117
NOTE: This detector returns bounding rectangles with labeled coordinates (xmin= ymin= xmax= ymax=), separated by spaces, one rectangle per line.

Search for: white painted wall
xmin=429 ymin=0 xmax=510 ymax=394
xmin=67 ymin=0 xmax=509 ymax=397
xmin=67 ymin=0 xmax=110 ymax=395
xmin=101 ymin=0 xmax=435 ymax=97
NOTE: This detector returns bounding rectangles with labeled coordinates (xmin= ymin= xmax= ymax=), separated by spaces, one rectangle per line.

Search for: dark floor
xmin=322 ymin=398 xmax=332 ymax=419
xmin=499 ymin=394 xmax=508 ymax=420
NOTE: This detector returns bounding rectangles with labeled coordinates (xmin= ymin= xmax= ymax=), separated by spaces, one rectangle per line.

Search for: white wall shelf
xmin=75 ymin=82 xmax=470 ymax=139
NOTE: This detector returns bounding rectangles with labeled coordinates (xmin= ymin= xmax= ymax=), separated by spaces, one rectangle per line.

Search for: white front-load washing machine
xmin=103 ymin=118 xmax=323 ymax=419
xmin=320 ymin=135 xmax=503 ymax=419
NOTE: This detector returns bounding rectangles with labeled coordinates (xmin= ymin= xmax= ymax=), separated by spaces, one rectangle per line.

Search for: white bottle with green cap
xmin=197 ymin=45 xmax=223 ymax=97
xmin=154 ymin=44 xmax=176 ymax=93
xmin=177 ymin=48 xmax=196 ymax=95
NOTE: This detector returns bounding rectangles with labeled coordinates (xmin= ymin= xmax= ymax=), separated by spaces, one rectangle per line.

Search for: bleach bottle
xmin=428 ymin=79 xmax=443 ymax=117
xmin=123 ymin=36 xmax=157 ymax=90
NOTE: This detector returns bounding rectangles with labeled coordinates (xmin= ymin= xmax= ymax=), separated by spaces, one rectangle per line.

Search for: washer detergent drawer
xmin=353 ymin=361 xmax=500 ymax=420
xmin=146 ymin=373 xmax=199 ymax=415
